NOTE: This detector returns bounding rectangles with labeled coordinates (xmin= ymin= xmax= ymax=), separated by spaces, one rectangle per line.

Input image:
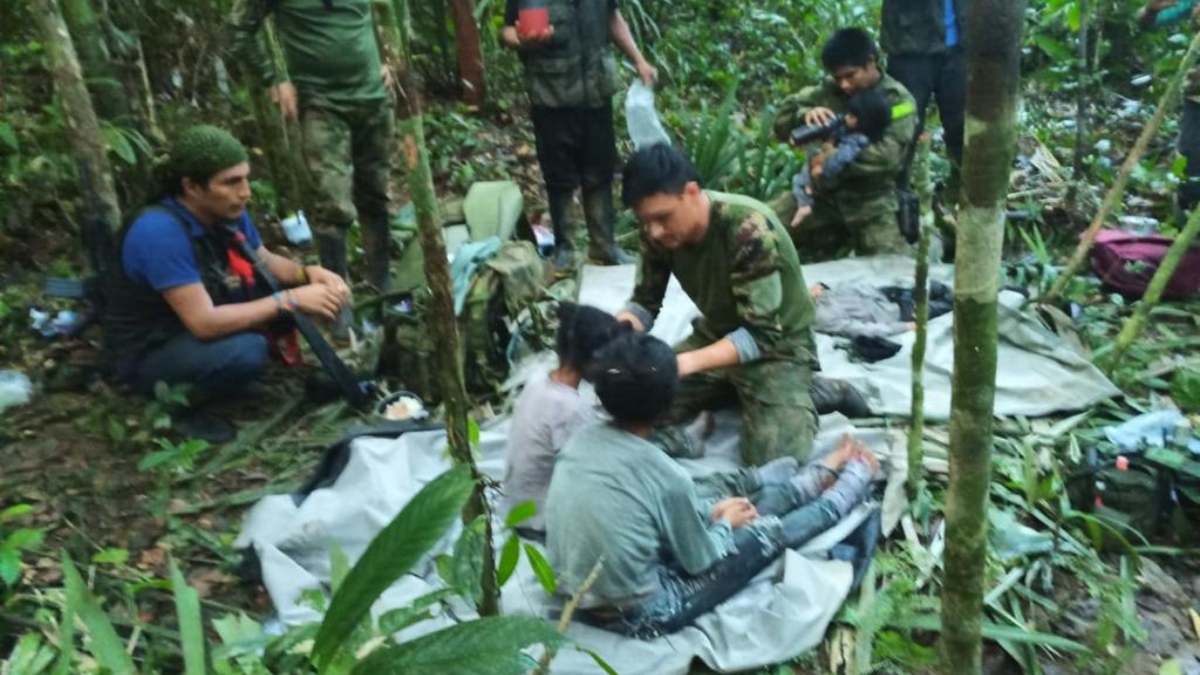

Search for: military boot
xmin=811 ymin=376 xmax=871 ymax=418
xmin=316 ymin=231 xmax=352 ymax=343
xmin=547 ymin=188 xmax=576 ymax=273
xmin=583 ymin=184 xmax=635 ymax=265
xmin=360 ymin=214 xmax=393 ymax=293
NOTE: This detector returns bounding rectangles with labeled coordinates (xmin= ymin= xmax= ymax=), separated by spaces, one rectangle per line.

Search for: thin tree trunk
xmin=130 ymin=32 xmax=164 ymax=144
xmin=1070 ymin=0 xmax=1090 ymax=186
xmin=448 ymin=0 xmax=485 ymax=106
xmin=434 ymin=0 xmax=454 ymax=89
xmin=33 ymin=0 xmax=122 ymax=230
xmin=1042 ymin=29 xmax=1200 ymax=305
xmin=1105 ymin=205 xmax=1200 ymax=371
xmin=59 ymin=0 xmax=131 ymax=126
xmin=908 ymin=221 xmax=931 ymax=499
xmin=939 ymin=0 xmax=1023 ymax=672
xmin=391 ymin=0 xmax=500 ymax=618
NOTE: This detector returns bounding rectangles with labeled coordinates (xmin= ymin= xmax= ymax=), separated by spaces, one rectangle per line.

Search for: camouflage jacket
xmin=881 ymin=0 xmax=967 ymax=56
xmin=772 ymin=74 xmax=917 ymax=196
xmin=508 ymin=0 xmax=618 ymax=109
xmin=629 ymin=191 xmax=817 ymax=366
xmin=227 ymin=0 xmax=387 ymax=109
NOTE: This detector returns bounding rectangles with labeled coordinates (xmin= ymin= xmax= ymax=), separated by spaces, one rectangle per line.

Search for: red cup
xmin=518 ymin=7 xmax=550 ymax=38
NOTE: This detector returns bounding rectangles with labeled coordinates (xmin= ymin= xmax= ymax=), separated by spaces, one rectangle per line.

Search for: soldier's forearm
xmin=609 ymin=11 xmax=648 ymax=68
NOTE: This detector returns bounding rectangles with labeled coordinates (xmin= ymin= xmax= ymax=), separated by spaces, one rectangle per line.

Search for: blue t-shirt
xmin=944 ymin=0 xmax=959 ymax=47
xmin=122 ymin=197 xmax=263 ymax=293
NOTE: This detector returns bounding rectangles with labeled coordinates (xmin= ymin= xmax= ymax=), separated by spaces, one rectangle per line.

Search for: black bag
xmin=897 ymin=187 xmax=920 ymax=245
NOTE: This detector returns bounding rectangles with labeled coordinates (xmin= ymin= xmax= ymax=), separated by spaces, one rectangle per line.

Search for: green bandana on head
xmin=168 ymin=125 xmax=249 ymax=187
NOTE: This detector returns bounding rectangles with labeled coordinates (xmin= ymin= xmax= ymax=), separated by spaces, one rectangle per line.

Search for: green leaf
xmin=171 ymin=560 xmax=207 ymax=675
xmin=496 ymin=535 xmax=520 ymax=587
xmin=92 ymin=548 xmax=130 ymax=565
xmin=1066 ymin=2 xmax=1081 ymax=32
xmin=349 ymin=616 xmax=566 ymax=675
xmin=7 ymin=633 xmax=57 ymax=675
xmin=6 ymin=528 xmax=44 ymax=551
xmin=313 ymin=465 xmax=475 ymax=668
xmin=891 ymin=614 xmax=1089 ymax=653
xmin=1033 ymin=36 xmax=1072 ymax=61
xmin=377 ymin=588 xmax=457 ymax=636
xmin=0 ymin=122 xmax=19 ymax=151
xmin=330 ymin=541 xmax=351 ymax=593
xmin=523 ymin=543 xmax=557 ymax=595
xmin=0 ymin=504 xmax=33 ymax=521
xmin=1171 ymin=366 xmax=1200 ymax=413
xmin=61 ymin=552 xmax=137 ymax=674
xmin=504 ymin=501 xmax=537 ymax=528
xmin=138 ymin=449 xmax=177 ymax=472
xmin=468 ymin=418 xmax=481 ymax=448
xmin=583 ymin=648 xmax=620 ymax=675
xmin=0 ymin=548 xmax=20 ymax=586
xmin=54 ymin=573 xmax=77 ymax=675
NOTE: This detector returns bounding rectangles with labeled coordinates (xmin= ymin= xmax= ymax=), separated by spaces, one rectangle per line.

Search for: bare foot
xmin=821 ymin=433 xmax=857 ymax=471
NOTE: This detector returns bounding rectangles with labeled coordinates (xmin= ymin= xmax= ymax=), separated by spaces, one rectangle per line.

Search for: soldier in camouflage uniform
xmin=228 ymin=0 xmax=394 ymax=338
xmin=1138 ymin=0 xmax=1200 ymax=217
xmin=616 ymin=144 xmax=822 ymax=465
xmin=771 ymin=28 xmax=917 ymax=260
xmin=500 ymin=0 xmax=656 ymax=270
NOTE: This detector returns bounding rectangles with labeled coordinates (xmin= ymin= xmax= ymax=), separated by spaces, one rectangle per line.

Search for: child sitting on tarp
xmin=790 ymin=89 xmax=893 ymax=228
xmin=545 ymin=332 xmax=878 ymax=638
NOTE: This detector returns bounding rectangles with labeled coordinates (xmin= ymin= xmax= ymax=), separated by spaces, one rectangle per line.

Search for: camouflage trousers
xmin=653 ymin=336 xmax=818 ymax=466
xmin=300 ymin=99 xmax=394 ymax=236
xmin=769 ymin=187 xmax=910 ymax=261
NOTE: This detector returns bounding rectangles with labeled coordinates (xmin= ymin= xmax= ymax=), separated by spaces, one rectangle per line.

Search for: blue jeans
xmin=122 ymin=331 xmax=269 ymax=396
xmin=587 ymin=497 xmax=841 ymax=639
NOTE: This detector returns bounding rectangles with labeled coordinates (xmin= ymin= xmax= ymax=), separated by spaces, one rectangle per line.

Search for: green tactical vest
xmin=520 ymin=0 xmax=618 ymax=109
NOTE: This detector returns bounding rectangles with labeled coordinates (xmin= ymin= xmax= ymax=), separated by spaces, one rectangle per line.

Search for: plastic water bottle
xmin=625 ymin=81 xmax=671 ymax=149
xmin=281 ymin=211 xmax=312 ymax=245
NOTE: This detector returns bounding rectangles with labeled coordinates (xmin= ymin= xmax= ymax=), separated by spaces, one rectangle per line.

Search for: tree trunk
xmin=1104 ymin=205 xmax=1200 ymax=372
xmin=939 ymin=0 xmax=1023 ymax=672
xmin=908 ymin=221 xmax=931 ymax=499
xmin=390 ymin=0 xmax=500 ymax=618
xmin=33 ymin=0 xmax=122 ymax=230
xmin=448 ymin=0 xmax=485 ymax=106
xmin=129 ymin=30 xmax=164 ymax=144
xmin=59 ymin=0 xmax=131 ymax=126
xmin=1070 ymin=0 xmax=1090 ymax=186
xmin=1042 ymin=29 xmax=1200 ymax=305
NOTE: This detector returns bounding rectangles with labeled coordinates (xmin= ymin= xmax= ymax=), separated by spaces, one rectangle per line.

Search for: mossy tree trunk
xmin=59 ymin=0 xmax=131 ymax=126
xmin=908 ymin=221 xmax=931 ymax=498
xmin=34 ymin=0 xmax=122 ymax=230
xmin=939 ymin=0 xmax=1023 ymax=672
xmin=389 ymin=0 xmax=500 ymax=618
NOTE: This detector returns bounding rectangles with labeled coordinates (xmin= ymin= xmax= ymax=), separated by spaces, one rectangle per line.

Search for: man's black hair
xmin=592 ymin=333 xmax=678 ymax=425
xmin=621 ymin=143 xmax=701 ymax=209
xmin=821 ymin=28 xmax=878 ymax=72
xmin=847 ymin=89 xmax=891 ymax=143
xmin=555 ymin=302 xmax=626 ymax=378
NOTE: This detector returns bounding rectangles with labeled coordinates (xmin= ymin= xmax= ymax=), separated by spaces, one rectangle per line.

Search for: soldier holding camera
xmin=772 ymin=28 xmax=917 ymax=259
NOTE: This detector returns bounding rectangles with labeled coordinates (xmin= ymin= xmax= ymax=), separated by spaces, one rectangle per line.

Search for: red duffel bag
xmin=1089 ymin=229 xmax=1200 ymax=300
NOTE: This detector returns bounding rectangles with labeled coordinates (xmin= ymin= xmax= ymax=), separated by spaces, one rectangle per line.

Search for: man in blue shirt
xmin=880 ymin=0 xmax=967 ymax=205
xmin=104 ymin=125 xmax=351 ymax=399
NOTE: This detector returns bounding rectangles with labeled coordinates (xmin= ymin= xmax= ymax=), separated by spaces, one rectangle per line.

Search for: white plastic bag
xmin=625 ymin=80 xmax=671 ymax=149
xmin=0 ymin=371 xmax=32 ymax=414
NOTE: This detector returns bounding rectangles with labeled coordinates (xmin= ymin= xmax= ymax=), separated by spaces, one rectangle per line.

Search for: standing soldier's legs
xmin=935 ymin=46 xmax=967 ymax=207
xmin=350 ymin=101 xmax=395 ymax=292
xmin=531 ymin=106 xmax=582 ymax=272
xmin=302 ymin=104 xmax=356 ymax=338
xmin=732 ymin=360 xmax=817 ymax=465
xmin=1178 ymin=99 xmax=1200 ymax=216
xmin=580 ymin=105 xmax=632 ymax=265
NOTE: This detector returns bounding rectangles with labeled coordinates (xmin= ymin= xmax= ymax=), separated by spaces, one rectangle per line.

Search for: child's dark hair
xmin=592 ymin=333 xmax=678 ymax=425
xmin=621 ymin=143 xmax=701 ymax=209
xmin=555 ymin=302 xmax=625 ymax=378
xmin=821 ymin=28 xmax=878 ymax=72
xmin=847 ymin=89 xmax=892 ymax=143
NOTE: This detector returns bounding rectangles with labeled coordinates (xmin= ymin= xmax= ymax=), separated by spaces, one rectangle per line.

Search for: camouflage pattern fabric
xmin=772 ymin=74 xmax=917 ymax=258
xmin=300 ymin=99 xmax=393 ymax=237
xmin=652 ymin=335 xmax=818 ymax=465
xmin=514 ymin=0 xmax=618 ymax=109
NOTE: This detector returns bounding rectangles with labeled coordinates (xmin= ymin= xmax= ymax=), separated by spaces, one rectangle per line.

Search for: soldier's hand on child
xmin=791 ymin=205 xmax=812 ymax=228
xmin=804 ymin=107 xmax=838 ymax=127
xmin=711 ymin=497 xmax=758 ymax=528
xmin=271 ymin=82 xmax=299 ymax=122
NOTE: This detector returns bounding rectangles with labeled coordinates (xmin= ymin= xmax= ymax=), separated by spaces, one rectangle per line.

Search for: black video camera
xmin=790 ymin=115 xmax=848 ymax=146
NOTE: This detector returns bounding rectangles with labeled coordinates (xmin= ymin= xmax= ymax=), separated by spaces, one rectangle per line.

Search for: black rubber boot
xmin=360 ymin=215 xmax=393 ymax=293
xmin=547 ymin=188 xmax=576 ymax=273
xmin=811 ymin=376 xmax=871 ymax=418
xmin=316 ymin=231 xmax=352 ymax=343
xmin=583 ymin=185 xmax=634 ymax=265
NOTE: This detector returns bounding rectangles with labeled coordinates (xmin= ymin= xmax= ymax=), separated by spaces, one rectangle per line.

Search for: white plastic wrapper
xmin=625 ymin=80 xmax=671 ymax=149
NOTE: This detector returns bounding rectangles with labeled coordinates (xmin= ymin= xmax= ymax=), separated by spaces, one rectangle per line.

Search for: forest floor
xmin=2 ymin=99 xmax=1200 ymax=675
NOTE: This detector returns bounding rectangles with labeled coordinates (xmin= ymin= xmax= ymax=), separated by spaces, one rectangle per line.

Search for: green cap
xmin=168 ymin=125 xmax=248 ymax=185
